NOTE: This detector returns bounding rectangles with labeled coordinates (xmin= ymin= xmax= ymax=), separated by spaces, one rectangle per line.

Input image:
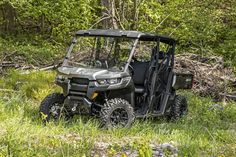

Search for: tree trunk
xmin=131 ymin=0 xmax=139 ymax=30
xmin=2 ymin=2 xmax=16 ymax=34
xmin=100 ymin=0 xmax=118 ymax=29
xmin=111 ymin=0 xmax=118 ymax=29
xmin=101 ymin=0 xmax=110 ymax=29
xmin=40 ymin=13 xmax=45 ymax=33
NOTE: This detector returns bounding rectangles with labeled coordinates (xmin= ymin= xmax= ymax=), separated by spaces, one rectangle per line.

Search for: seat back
xmin=130 ymin=61 xmax=149 ymax=85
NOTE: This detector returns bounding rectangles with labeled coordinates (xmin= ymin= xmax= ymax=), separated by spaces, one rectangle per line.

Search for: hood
xmin=57 ymin=66 xmax=129 ymax=80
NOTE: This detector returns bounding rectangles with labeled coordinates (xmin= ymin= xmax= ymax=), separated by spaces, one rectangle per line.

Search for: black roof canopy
xmin=75 ymin=29 xmax=176 ymax=44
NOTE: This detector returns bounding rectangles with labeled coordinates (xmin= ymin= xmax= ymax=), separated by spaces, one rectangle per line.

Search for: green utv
xmin=40 ymin=29 xmax=193 ymax=128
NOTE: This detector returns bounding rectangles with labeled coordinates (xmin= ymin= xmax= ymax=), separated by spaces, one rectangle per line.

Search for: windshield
xmin=65 ymin=36 xmax=135 ymax=71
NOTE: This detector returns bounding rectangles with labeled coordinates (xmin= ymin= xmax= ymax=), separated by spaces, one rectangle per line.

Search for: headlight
xmin=97 ymin=79 xmax=107 ymax=85
xmin=107 ymin=78 xmax=120 ymax=84
xmin=97 ymin=78 xmax=121 ymax=85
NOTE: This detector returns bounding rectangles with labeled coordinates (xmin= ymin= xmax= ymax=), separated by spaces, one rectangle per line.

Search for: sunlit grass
xmin=0 ymin=70 xmax=236 ymax=156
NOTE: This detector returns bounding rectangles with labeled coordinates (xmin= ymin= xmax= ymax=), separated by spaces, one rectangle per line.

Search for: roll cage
xmin=64 ymin=29 xmax=177 ymax=116
xmin=64 ymin=29 xmax=176 ymax=71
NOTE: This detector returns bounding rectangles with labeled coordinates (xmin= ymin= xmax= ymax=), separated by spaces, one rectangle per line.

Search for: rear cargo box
xmin=173 ymin=73 xmax=194 ymax=89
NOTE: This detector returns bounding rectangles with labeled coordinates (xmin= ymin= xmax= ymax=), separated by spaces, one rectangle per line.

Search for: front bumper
xmin=56 ymin=76 xmax=131 ymax=100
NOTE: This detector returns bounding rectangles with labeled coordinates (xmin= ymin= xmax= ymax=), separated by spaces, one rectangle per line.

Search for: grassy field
xmin=0 ymin=70 xmax=236 ymax=157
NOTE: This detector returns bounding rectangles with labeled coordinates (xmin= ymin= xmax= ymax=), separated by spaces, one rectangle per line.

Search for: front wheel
xmin=100 ymin=98 xmax=135 ymax=128
xmin=39 ymin=93 xmax=67 ymax=123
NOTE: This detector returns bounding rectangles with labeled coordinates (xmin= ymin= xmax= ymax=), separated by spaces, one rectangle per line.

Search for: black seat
xmin=130 ymin=60 xmax=149 ymax=93
xmin=131 ymin=48 xmax=166 ymax=94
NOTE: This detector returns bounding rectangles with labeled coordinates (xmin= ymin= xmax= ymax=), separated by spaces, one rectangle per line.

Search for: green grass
xmin=0 ymin=70 xmax=236 ymax=156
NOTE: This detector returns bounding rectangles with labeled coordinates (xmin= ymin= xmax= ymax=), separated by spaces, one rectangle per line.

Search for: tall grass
xmin=0 ymin=70 xmax=235 ymax=156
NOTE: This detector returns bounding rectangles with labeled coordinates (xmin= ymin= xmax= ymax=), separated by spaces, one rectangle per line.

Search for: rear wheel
xmin=168 ymin=95 xmax=188 ymax=121
xmin=179 ymin=96 xmax=188 ymax=116
xmin=100 ymin=98 xmax=135 ymax=128
xmin=39 ymin=93 xmax=68 ymax=123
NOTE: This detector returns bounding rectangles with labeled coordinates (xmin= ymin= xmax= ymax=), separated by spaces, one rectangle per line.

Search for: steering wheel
xmin=94 ymin=60 xmax=102 ymax=67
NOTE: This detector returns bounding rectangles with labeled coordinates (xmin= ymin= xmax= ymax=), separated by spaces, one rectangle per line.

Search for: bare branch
xmin=89 ymin=16 xmax=111 ymax=29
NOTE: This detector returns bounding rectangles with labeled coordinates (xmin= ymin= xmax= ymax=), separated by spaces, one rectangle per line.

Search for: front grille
xmin=71 ymin=78 xmax=89 ymax=85
xmin=69 ymin=77 xmax=89 ymax=98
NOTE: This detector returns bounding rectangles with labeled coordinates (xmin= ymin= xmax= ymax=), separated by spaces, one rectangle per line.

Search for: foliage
xmin=0 ymin=0 xmax=235 ymax=64
xmin=0 ymin=37 xmax=64 ymax=65
xmin=136 ymin=0 xmax=236 ymax=64
xmin=0 ymin=70 xmax=236 ymax=156
xmin=0 ymin=0 xmax=99 ymax=41
xmin=0 ymin=1 xmax=235 ymax=155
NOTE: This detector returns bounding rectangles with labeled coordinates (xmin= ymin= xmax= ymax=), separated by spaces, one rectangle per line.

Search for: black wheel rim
xmin=110 ymin=108 xmax=129 ymax=127
xmin=49 ymin=103 xmax=63 ymax=120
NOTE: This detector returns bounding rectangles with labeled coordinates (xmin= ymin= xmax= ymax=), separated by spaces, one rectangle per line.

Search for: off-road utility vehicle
xmin=40 ymin=29 xmax=193 ymax=128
